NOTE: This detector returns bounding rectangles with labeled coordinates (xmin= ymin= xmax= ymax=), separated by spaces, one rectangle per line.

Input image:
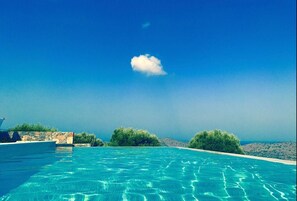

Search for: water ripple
xmin=1 ymin=147 xmax=296 ymax=200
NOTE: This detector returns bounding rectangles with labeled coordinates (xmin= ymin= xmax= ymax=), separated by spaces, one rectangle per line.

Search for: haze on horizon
xmin=0 ymin=0 xmax=296 ymax=142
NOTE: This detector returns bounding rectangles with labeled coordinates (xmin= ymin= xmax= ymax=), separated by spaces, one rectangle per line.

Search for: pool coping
xmin=177 ymin=147 xmax=296 ymax=166
xmin=0 ymin=141 xmax=56 ymax=145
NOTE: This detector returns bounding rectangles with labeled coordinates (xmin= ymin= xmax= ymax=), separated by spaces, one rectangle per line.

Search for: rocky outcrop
xmin=160 ymin=138 xmax=188 ymax=147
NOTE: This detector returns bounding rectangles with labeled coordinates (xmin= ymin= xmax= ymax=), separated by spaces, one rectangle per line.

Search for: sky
xmin=0 ymin=0 xmax=296 ymax=141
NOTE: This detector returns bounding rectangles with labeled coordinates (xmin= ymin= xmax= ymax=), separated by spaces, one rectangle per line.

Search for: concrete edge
xmin=0 ymin=141 xmax=56 ymax=145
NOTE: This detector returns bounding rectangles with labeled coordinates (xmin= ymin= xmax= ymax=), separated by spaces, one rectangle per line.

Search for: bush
xmin=188 ymin=130 xmax=244 ymax=154
xmin=74 ymin=132 xmax=104 ymax=147
xmin=9 ymin=123 xmax=57 ymax=132
xmin=109 ymin=128 xmax=160 ymax=146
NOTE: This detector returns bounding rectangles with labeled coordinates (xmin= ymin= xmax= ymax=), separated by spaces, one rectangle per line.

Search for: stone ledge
xmin=73 ymin=143 xmax=91 ymax=147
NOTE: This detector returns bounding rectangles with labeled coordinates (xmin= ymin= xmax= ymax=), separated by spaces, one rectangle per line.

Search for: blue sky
xmin=0 ymin=0 xmax=296 ymax=141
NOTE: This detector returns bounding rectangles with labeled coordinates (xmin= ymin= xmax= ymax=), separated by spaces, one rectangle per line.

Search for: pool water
xmin=0 ymin=147 xmax=296 ymax=200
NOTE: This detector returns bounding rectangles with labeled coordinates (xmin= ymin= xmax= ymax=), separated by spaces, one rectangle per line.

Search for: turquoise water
xmin=1 ymin=147 xmax=296 ymax=200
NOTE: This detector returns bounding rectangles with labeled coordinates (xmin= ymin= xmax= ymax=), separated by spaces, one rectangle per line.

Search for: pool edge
xmin=177 ymin=147 xmax=296 ymax=166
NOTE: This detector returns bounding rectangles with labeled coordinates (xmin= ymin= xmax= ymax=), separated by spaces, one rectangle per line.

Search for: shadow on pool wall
xmin=0 ymin=143 xmax=73 ymax=197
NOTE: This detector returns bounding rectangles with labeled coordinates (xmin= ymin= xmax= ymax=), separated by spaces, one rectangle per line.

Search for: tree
xmin=9 ymin=123 xmax=57 ymax=132
xmin=109 ymin=128 xmax=160 ymax=146
xmin=74 ymin=132 xmax=104 ymax=146
xmin=188 ymin=130 xmax=244 ymax=154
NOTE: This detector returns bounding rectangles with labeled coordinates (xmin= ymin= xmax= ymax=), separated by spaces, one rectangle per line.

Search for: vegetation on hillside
xmin=189 ymin=130 xmax=244 ymax=154
xmin=9 ymin=123 xmax=57 ymax=132
xmin=74 ymin=132 xmax=104 ymax=146
xmin=242 ymin=142 xmax=296 ymax=160
xmin=109 ymin=128 xmax=160 ymax=146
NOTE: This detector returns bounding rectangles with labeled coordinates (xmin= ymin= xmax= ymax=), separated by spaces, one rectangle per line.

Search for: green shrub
xmin=74 ymin=132 xmax=104 ymax=147
xmin=9 ymin=123 xmax=57 ymax=132
xmin=109 ymin=128 xmax=160 ymax=146
xmin=188 ymin=130 xmax=244 ymax=154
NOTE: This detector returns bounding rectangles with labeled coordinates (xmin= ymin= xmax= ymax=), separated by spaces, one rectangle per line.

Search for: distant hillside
xmin=160 ymin=138 xmax=296 ymax=161
xmin=160 ymin=138 xmax=188 ymax=147
xmin=242 ymin=142 xmax=296 ymax=161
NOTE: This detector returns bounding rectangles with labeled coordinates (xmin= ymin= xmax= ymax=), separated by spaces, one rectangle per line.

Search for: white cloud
xmin=131 ymin=54 xmax=167 ymax=76
xmin=142 ymin=22 xmax=151 ymax=29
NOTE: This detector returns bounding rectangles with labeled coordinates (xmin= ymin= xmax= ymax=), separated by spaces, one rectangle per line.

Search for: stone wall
xmin=0 ymin=131 xmax=74 ymax=144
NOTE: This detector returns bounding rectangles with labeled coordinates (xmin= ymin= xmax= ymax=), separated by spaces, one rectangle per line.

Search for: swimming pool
xmin=1 ymin=147 xmax=296 ymax=200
